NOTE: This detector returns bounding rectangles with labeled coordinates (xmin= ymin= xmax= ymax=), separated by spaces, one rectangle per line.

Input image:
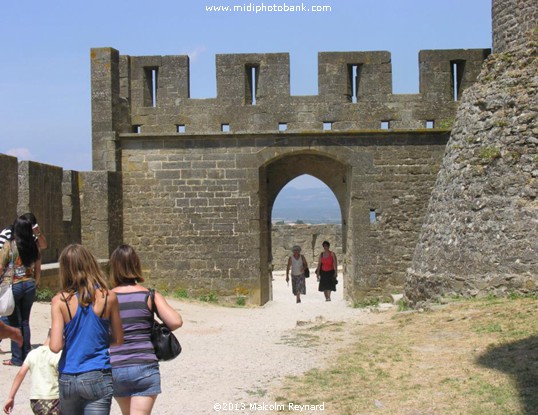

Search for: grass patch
xmin=198 ymin=292 xmax=218 ymax=303
xmin=279 ymin=332 xmax=321 ymax=348
xmin=173 ymin=289 xmax=189 ymax=299
xmin=245 ymin=388 xmax=267 ymax=397
xmin=35 ymin=287 xmax=54 ymax=302
xmin=235 ymin=296 xmax=246 ymax=306
xmin=273 ymin=296 xmax=538 ymax=414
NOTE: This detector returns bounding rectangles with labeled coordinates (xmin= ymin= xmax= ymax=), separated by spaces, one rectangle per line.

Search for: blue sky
xmin=0 ymin=0 xmax=491 ymax=184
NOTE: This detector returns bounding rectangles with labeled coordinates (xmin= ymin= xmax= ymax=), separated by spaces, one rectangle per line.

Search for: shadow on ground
xmin=477 ymin=335 xmax=538 ymax=414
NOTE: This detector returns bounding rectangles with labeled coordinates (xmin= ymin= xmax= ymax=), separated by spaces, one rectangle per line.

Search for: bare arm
xmin=33 ymin=224 xmax=47 ymax=250
xmin=154 ymin=291 xmax=183 ymax=330
xmin=286 ymin=257 xmax=291 ymax=282
xmin=3 ymin=364 xmax=29 ymax=414
xmin=108 ymin=292 xmax=124 ymax=347
xmin=315 ymin=253 xmax=322 ymax=276
xmin=50 ymin=294 xmax=65 ymax=353
xmin=0 ymin=322 xmax=22 ymax=346
xmin=301 ymin=255 xmax=308 ymax=273
xmin=332 ymin=252 xmax=338 ymax=274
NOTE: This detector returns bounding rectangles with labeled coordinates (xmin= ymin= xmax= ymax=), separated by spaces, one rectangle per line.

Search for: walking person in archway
xmin=286 ymin=245 xmax=308 ymax=303
xmin=315 ymin=241 xmax=337 ymax=302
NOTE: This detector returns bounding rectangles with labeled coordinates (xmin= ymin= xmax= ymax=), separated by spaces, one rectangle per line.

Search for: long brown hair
xmin=109 ymin=244 xmax=144 ymax=287
xmin=59 ymin=244 xmax=109 ymax=306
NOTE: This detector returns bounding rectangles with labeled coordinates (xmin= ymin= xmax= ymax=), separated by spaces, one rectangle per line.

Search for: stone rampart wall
xmin=0 ymin=158 xmax=82 ymax=263
xmin=0 ymin=156 xmax=119 ymax=264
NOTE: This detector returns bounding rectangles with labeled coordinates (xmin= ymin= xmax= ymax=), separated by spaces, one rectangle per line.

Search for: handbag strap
xmin=149 ymin=288 xmax=161 ymax=320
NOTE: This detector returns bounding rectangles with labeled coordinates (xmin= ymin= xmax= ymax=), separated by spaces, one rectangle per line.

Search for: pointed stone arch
xmin=258 ymin=149 xmax=351 ymax=304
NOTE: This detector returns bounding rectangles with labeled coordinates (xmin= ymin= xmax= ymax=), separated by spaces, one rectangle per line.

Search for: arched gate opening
xmin=258 ymin=151 xmax=351 ymax=304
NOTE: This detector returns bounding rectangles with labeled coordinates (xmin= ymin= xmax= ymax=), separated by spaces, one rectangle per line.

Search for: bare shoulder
xmin=107 ymin=290 xmax=118 ymax=301
xmin=51 ymin=293 xmax=63 ymax=306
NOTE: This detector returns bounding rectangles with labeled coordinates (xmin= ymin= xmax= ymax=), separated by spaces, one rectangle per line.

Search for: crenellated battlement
xmin=91 ymin=47 xmax=489 ymax=170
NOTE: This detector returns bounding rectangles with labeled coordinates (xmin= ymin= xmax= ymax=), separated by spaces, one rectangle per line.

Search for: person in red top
xmin=315 ymin=241 xmax=338 ymax=302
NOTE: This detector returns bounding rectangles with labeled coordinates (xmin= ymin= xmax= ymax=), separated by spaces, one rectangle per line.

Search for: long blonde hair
xmin=59 ymin=244 xmax=109 ymax=306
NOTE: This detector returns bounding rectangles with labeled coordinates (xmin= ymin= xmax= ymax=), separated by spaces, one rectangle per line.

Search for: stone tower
xmin=405 ymin=0 xmax=538 ymax=304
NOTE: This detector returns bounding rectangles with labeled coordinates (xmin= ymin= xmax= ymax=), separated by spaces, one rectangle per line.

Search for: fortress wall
xmin=91 ymin=47 xmax=489 ymax=144
xmin=0 ymin=157 xmax=83 ymax=263
xmin=492 ymin=0 xmax=538 ymax=53
xmin=405 ymin=0 xmax=538 ymax=304
xmin=0 ymin=154 xmax=18 ymax=228
xmin=119 ymin=132 xmax=448 ymax=304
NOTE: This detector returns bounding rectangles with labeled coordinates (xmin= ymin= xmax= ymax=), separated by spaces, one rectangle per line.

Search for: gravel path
xmin=0 ymin=270 xmax=393 ymax=414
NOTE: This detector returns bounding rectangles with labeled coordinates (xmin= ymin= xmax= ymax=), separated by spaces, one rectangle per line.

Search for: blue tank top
xmin=59 ymin=294 xmax=111 ymax=375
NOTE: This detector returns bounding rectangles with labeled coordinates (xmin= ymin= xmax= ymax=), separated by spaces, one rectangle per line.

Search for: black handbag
xmin=149 ymin=289 xmax=182 ymax=361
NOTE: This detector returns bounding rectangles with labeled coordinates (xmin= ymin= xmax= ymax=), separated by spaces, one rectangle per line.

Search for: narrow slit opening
xmin=451 ymin=60 xmax=465 ymax=101
xmin=246 ymin=64 xmax=259 ymax=105
xmin=151 ymin=69 xmax=157 ymax=107
xmin=349 ymin=64 xmax=360 ymax=103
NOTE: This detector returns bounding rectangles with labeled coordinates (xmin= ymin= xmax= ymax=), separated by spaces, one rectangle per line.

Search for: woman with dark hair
xmin=315 ymin=240 xmax=338 ymax=302
xmin=1 ymin=216 xmax=40 ymax=366
xmin=109 ymin=244 xmax=182 ymax=415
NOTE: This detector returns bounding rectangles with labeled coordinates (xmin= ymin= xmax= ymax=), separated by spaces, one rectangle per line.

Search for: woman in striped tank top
xmin=109 ymin=245 xmax=183 ymax=415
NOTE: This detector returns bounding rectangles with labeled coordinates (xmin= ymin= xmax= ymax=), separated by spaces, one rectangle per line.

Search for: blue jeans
xmin=59 ymin=370 xmax=113 ymax=414
xmin=8 ymin=279 xmax=35 ymax=365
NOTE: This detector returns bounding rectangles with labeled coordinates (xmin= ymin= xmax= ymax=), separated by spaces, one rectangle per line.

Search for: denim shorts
xmin=112 ymin=363 xmax=161 ymax=397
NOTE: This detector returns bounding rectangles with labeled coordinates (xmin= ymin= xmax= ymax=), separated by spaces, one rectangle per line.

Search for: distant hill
xmin=272 ymin=186 xmax=341 ymax=224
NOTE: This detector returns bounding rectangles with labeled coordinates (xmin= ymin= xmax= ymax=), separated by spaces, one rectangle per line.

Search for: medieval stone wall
xmin=120 ymin=132 xmax=448 ymax=303
xmin=492 ymin=0 xmax=538 ymax=53
xmin=405 ymin=0 xmax=538 ymax=304
xmin=0 ymin=157 xmax=82 ymax=263
xmin=87 ymin=43 xmax=490 ymax=305
xmin=99 ymin=48 xmax=488 ymax=139
xmin=0 ymin=154 xmax=18 ymax=229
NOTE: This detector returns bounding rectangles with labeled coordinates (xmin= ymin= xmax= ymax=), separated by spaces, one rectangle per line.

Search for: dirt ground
xmin=0 ymin=270 xmax=393 ymax=414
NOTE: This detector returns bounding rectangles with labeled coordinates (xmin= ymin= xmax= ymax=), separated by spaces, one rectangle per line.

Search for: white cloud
xmin=183 ymin=45 xmax=207 ymax=62
xmin=6 ymin=147 xmax=34 ymax=160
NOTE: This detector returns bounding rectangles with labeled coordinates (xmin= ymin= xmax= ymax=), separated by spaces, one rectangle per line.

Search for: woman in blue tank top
xmin=50 ymin=244 xmax=124 ymax=415
xmin=109 ymin=244 xmax=182 ymax=415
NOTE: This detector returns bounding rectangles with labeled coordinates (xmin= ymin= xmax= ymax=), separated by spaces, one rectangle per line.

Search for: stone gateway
xmin=88 ymin=45 xmax=487 ymax=304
